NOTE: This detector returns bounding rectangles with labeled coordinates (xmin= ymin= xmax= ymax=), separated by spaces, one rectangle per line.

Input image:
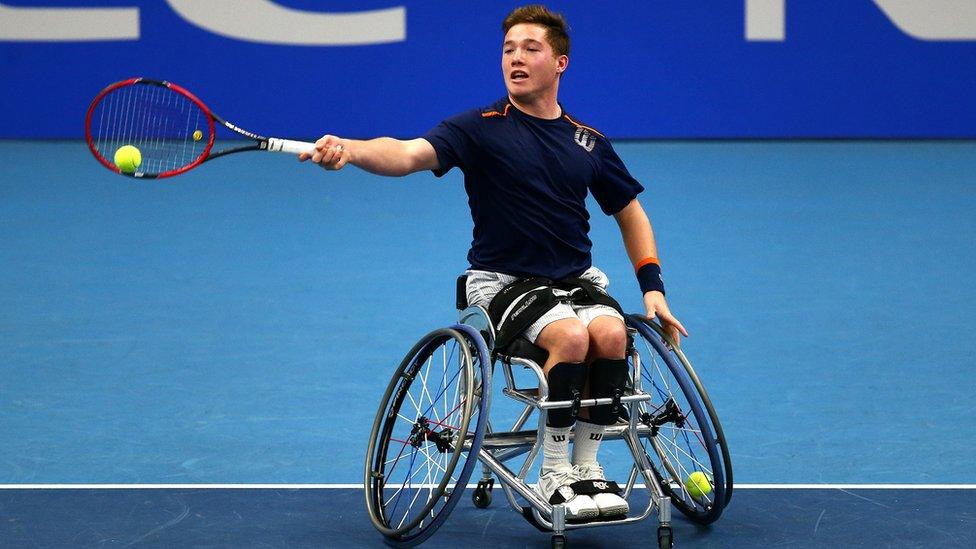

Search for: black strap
xmin=456 ymin=275 xmax=469 ymax=310
xmin=548 ymin=489 xmax=569 ymax=505
xmin=487 ymin=277 xmax=559 ymax=352
xmin=557 ymin=277 xmax=625 ymax=317
xmin=486 ymin=276 xmax=625 ymax=355
xmin=570 ymin=479 xmax=622 ymax=495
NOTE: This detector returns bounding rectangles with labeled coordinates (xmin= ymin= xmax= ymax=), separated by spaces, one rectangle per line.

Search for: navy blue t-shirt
xmin=423 ymin=98 xmax=644 ymax=279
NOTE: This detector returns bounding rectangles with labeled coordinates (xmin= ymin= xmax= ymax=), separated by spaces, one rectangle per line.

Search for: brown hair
xmin=502 ymin=5 xmax=570 ymax=57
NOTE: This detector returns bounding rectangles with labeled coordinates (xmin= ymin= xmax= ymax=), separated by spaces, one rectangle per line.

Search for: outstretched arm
xmin=613 ymin=198 xmax=688 ymax=344
xmin=298 ymin=135 xmax=439 ymax=177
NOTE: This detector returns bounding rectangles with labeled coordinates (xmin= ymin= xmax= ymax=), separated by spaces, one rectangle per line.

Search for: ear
xmin=556 ymin=54 xmax=569 ymax=74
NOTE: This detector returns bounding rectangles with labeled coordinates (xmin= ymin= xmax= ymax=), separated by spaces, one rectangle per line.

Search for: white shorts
xmin=464 ymin=267 xmax=624 ymax=344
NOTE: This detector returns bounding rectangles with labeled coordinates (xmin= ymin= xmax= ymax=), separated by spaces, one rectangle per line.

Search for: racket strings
xmin=90 ymin=83 xmax=209 ymax=175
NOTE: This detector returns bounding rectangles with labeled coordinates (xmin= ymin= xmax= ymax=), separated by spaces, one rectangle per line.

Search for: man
xmin=300 ymin=5 xmax=687 ymax=520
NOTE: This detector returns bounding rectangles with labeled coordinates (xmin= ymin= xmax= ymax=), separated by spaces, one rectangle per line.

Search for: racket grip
xmin=267 ymin=137 xmax=316 ymax=155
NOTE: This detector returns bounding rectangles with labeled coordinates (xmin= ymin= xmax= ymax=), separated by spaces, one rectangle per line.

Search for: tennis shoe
xmin=536 ymin=466 xmax=599 ymax=520
xmin=574 ymin=462 xmax=629 ymax=517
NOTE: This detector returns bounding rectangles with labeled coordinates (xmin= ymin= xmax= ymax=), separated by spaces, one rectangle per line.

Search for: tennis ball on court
xmin=114 ymin=145 xmax=142 ymax=174
xmin=192 ymin=129 xmax=203 ymax=141
xmin=685 ymin=471 xmax=712 ymax=499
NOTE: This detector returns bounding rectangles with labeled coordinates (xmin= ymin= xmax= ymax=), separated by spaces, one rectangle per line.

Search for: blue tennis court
xmin=2 ymin=140 xmax=974 ymax=546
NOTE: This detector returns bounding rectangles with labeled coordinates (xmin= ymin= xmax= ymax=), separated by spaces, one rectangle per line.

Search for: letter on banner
xmin=873 ymin=1 xmax=976 ymax=40
xmin=745 ymin=0 xmax=785 ymax=41
xmin=747 ymin=0 xmax=976 ymax=42
xmin=165 ymin=0 xmax=406 ymax=45
xmin=0 ymin=2 xmax=139 ymax=41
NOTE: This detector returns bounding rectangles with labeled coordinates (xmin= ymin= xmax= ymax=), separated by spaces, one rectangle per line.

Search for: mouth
xmin=510 ymin=70 xmax=529 ymax=82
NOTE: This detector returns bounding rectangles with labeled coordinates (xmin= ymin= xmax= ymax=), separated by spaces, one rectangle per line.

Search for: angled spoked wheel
xmin=364 ymin=327 xmax=489 ymax=546
xmin=626 ymin=315 xmax=733 ymax=525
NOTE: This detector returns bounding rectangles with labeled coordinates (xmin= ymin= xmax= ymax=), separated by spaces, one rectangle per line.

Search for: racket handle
xmin=267 ymin=137 xmax=316 ymax=155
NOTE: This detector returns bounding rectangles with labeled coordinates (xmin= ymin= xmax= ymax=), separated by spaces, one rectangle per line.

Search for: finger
xmin=330 ymin=145 xmax=344 ymax=166
xmin=326 ymin=146 xmax=337 ymax=164
xmin=660 ymin=311 xmax=689 ymax=337
xmin=668 ymin=325 xmax=681 ymax=347
xmin=315 ymin=135 xmax=333 ymax=150
xmin=311 ymin=151 xmax=323 ymax=163
xmin=672 ymin=318 xmax=689 ymax=337
xmin=330 ymin=145 xmax=347 ymax=167
xmin=334 ymin=151 xmax=348 ymax=170
xmin=298 ymin=152 xmax=310 ymax=162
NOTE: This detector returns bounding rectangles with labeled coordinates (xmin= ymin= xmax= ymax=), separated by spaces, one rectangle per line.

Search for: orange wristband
xmin=635 ymin=256 xmax=660 ymax=272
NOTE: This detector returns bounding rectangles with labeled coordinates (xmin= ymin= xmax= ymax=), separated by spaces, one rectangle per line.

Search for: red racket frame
xmin=84 ymin=78 xmax=217 ymax=179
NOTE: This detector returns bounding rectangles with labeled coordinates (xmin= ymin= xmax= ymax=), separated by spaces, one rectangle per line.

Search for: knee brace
xmin=587 ymin=358 xmax=630 ymax=425
xmin=544 ymin=362 xmax=588 ymax=428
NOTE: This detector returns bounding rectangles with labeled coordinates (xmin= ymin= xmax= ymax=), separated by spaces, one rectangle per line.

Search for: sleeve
xmin=421 ymin=109 xmax=482 ymax=177
xmin=589 ymin=138 xmax=645 ymax=215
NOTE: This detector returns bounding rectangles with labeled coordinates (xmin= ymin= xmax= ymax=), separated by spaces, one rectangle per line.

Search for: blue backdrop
xmin=1 ymin=0 xmax=975 ymax=138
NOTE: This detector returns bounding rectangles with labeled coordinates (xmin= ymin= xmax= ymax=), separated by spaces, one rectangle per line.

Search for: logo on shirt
xmin=574 ymin=127 xmax=596 ymax=152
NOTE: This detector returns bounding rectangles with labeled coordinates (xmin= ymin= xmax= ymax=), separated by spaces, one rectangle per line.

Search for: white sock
xmin=542 ymin=425 xmax=572 ymax=472
xmin=572 ymin=421 xmax=605 ymax=465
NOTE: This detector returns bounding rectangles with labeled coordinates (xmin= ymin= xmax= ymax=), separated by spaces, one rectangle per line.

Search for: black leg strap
xmin=545 ymin=362 xmax=588 ymax=428
xmin=586 ymin=358 xmax=630 ymax=425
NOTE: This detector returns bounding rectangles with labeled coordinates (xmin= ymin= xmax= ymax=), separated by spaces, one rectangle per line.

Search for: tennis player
xmin=301 ymin=4 xmax=686 ymax=520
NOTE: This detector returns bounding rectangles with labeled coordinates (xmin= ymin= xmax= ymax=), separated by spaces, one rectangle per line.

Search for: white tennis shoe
xmin=574 ymin=462 xmax=629 ymax=517
xmin=536 ymin=466 xmax=600 ymax=520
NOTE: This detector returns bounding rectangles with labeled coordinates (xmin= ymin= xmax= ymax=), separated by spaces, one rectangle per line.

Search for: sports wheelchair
xmin=364 ymin=277 xmax=732 ymax=548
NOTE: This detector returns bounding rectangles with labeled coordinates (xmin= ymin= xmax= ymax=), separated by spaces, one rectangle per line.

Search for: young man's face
xmin=502 ymin=23 xmax=568 ymax=103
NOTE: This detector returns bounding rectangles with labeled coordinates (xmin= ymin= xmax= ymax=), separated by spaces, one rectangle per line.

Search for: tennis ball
xmin=685 ymin=471 xmax=712 ymax=499
xmin=114 ymin=145 xmax=142 ymax=174
xmin=192 ymin=129 xmax=203 ymax=141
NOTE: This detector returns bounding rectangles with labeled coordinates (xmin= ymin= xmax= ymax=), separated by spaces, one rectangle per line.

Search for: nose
xmin=511 ymin=48 xmax=524 ymax=65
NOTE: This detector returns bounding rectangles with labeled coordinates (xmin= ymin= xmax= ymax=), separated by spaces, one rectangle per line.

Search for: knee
xmin=589 ymin=321 xmax=627 ymax=359
xmin=539 ymin=321 xmax=589 ymax=363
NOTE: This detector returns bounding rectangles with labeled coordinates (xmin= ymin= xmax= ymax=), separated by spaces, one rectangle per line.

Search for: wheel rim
xmin=627 ymin=316 xmax=729 ymax=524
xmin=364 ymin=328 xmax=484 ymax=541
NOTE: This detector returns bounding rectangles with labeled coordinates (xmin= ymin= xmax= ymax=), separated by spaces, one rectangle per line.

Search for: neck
xmin=508 ymin=88 xmax=561 ymax=120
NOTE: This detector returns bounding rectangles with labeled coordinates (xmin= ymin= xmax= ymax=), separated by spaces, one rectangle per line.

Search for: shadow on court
xmin=1 ymin=487 xmax=973 ymax=547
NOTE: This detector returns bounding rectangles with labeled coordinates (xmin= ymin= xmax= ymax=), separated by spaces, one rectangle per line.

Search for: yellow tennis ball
xmin=114 ymin=145 xmax=142 ymax=174
xmin=192 ymin=129 xmax=203 ymax=141
xmin=685 ymin=471 xmax=712 ymax=499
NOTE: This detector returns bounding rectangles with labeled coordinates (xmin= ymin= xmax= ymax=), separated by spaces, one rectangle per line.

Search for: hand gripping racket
xmin=85 ymin=77 xmax=315 ymax=178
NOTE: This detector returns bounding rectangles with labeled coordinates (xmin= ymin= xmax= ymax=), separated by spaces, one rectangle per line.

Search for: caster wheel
xmin=657 ymin=526 xmax=673 ymax=549
xmin=472 ymin=478 xmax=493 ymax=509
xmin=551 ymin=534 xmax=567 ymax=549
xmin=472 ymin=488 xmax=491 ymax=508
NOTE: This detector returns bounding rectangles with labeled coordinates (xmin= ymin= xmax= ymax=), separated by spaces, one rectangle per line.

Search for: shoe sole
xmin=597 ymin=505 xmax=629 ymax=517
xmin=566 ymin=507 xmax=600 ymax=520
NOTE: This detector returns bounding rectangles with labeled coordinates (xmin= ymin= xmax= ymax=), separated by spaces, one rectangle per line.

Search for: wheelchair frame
xmin=365 ymin=302 xmax=732 ymax=549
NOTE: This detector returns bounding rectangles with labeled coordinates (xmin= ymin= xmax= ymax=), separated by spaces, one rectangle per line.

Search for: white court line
xmin=0 ymin=483 xmax=974 ymax=490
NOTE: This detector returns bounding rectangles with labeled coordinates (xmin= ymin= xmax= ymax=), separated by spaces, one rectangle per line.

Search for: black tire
xmin=657 ymin=526 xmax=673 ymax=549
xmin=364 ymin=328 xmax=488 ymax=545
xmin=471 ymin=487 xmax=492 ymax=509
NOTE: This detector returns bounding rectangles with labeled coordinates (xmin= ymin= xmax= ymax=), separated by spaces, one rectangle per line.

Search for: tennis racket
xmin=85 ymin=77 xmax=315 ymax=179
